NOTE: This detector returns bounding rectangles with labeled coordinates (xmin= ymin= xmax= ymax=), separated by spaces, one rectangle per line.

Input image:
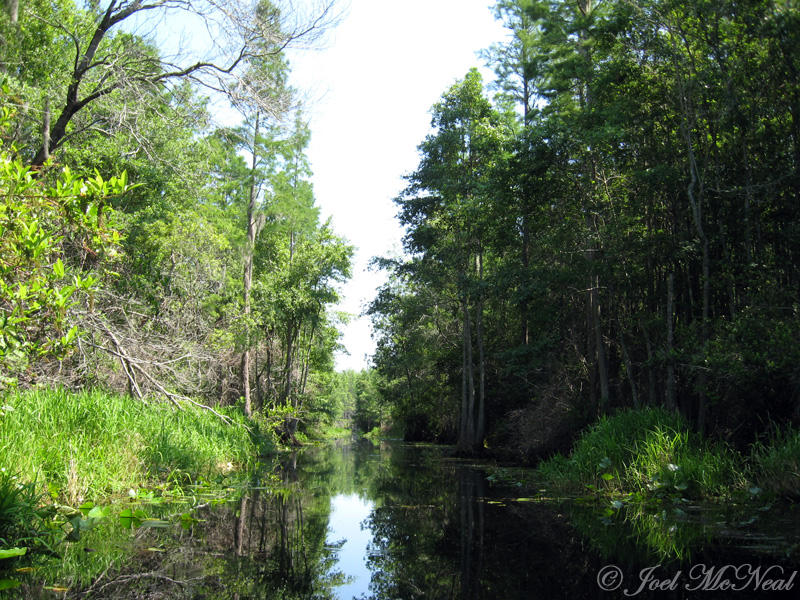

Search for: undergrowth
xmin=536 ymin=407 xmax=746 ymax=499
xmin=749 ymin=427 xmax=800 ymax=498
xmin=0 ymin=387 xmax=268 ymax=504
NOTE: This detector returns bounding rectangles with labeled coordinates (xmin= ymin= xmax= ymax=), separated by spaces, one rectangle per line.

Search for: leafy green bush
xmin=0 ymin=104 xmax=126 ymax=387
xmin=700 ymin=308 xmax=800 ymax=442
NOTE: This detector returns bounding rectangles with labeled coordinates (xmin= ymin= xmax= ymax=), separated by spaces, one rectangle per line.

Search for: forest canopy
xmin=0 ymin=0 xmax=351 ymax=438
xmin=369 ymin=0 xmax=800 ymax=455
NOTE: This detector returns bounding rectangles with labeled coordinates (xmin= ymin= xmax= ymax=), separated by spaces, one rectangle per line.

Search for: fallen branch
xmin=129 ymin=360 xmax=236 ymax=426
xmin=92 ymin=317 xmax=145 ymax=401
xmin=92 ymin=571 xmax=191 ymax=595
xmin=81 ymin=314 xmax=239 ymax=426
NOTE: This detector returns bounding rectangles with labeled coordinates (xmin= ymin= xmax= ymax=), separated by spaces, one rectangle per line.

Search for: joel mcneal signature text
xmin=597 ymin=563 xmax=797 ymax=595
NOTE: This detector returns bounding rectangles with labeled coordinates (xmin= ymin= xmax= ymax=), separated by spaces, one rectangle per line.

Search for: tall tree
xmin=394 ymin=70 xmax=508 ymax=453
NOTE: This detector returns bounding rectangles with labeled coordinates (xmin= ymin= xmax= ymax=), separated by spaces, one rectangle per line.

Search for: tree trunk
xmin=283 ymin=324 xmax=295 ymax=406
xmin=459 ymin=287 xmax=476 ymax=453
xmin=593 ymin=274 xmax=610 ymax=407
xmin=254 ymin=348 xmax=262 ymax=411
xmin=42 ymin=98 xmax=50 ymax=162
xmin=282 ymin=323 xmax=298 ymax=440
xmin=684 ymin=123 xmax=709 ymax=433
xmin=575 ymin=4 xmax=609 ymax=410
xmin=665 ymin=272 xmax=676 ymax=411
xmin=475 ymin=251 xmax=486 ymax=447
xmin=300 ymin=317 xmax=318 ymax=396
xmin=641 ymin=319 xmax=657 ymax=406
xmin=520 ymin=68 xmax=532 ymax=346
xmin=241 ymin=111 xmax=261 ymax=418
xmin=520 ymin=216 xmax=530 ymax=346
xmin=618 ymin=325 xmax=639 ymax=408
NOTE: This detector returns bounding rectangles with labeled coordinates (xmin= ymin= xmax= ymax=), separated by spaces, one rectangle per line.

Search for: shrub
xmin=0 ymin=109 xmax=125 ymax=386
xmin=537 ymin=407 xmax=745 ymax=499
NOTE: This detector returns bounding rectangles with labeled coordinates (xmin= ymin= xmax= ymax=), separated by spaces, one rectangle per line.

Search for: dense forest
xmin=0 ymin=0 xmax=354 ymax=440
xmin=2 ymin=0 xmax=800 ymax=593
xmin=370 ymin=0 xmax=800 ymax=457
xmin=2 ymin=0 xmax=799 ymax=459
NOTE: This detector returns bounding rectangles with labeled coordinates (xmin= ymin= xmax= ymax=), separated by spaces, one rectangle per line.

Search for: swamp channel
xmin=9 ymin=441 xmax=800 ymax=599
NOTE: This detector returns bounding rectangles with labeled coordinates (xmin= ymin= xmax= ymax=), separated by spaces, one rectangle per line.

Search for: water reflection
xmin=326 ymin=494 xmax=373 ymax=599
xmin=14 ymin=441 xmax=800 ymax=599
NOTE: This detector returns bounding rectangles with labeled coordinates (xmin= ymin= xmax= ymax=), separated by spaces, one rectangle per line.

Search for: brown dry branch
xmin=82 ymin=308 xmax=237 ymax=425
xmin=32 ymin=284 xmax=242 ymax=425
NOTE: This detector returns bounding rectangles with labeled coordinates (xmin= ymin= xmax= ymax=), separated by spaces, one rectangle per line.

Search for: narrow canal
xmin=14 ymin=441 xmax=800 ymax=599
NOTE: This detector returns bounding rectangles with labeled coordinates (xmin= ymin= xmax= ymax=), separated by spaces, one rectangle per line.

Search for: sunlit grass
xmin=750 ymin=427 xmax=800 ymax=498
xmin=536 ymin=407 xmax=745 ymax=499
xmin=0 ymin=387 xmax=262 ymax=504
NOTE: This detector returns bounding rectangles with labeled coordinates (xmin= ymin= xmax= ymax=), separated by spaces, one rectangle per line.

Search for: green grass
xmin=0 ymin=387 xmax=265 ymax=504
xmin=0 ymin=470 xmax=44 ymax=549
xmin=536 ymin=407 xmax=745 ymax=499
xmin=750 ymin=427 xmax=800 ymax=498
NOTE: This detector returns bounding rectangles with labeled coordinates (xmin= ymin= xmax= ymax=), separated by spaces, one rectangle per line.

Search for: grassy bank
xmin=0 ymin=387 xmax=265 ymax=505
xmin=536 ymin=407 xmax=799 ymax=501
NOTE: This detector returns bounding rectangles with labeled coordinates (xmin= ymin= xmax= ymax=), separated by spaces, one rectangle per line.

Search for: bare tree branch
xmin=31 ymin=0 xmax=339 ymax=165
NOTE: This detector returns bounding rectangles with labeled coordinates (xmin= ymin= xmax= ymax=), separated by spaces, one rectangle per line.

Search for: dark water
xmin=15 ymin=441 xmax=800 ymax=599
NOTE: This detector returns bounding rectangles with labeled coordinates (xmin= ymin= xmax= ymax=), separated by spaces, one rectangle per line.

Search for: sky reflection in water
xmin=327 ymin=493 xmax=374 ymax=599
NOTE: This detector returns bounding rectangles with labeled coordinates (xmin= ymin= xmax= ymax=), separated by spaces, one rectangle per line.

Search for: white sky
xmin=125 ymin=0 xmax=508 ymax=372
xmin=286 ymin=0 xmax=508 ymax=371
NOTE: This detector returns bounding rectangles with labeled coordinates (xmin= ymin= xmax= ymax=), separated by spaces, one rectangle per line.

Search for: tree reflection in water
xmin=25 ymin=441 xmax=795 ymax=599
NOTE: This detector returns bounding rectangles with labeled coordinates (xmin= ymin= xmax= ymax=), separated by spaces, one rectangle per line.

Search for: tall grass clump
xmin=0 ymin=470 xmax=46 ymax=548
xmin=750 ymin=427 xmax=800 ymax=498
xmin=0 ymin=387 xmax=259 ymax=503
xmin=537 ymin=407 xmax=745 ymax=498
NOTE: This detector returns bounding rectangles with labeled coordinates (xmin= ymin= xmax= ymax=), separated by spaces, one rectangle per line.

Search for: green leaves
xmin=0 ymin=111 xmax=125 ymax=385
xmin=0 ymin=547 xmax=26 ymax=560
xmin=118 ymin=508 xmax=148 ymax=530
xmin=53 ymin=258 xmax=65 ymax=279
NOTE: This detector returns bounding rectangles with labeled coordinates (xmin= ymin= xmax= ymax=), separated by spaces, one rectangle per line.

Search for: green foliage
xmin=0 ymin=110 xmax=124 ymax=384
xmin=537 ymin=408 xmax=745 ymax=499
xmin=373 ymin=0 xmax=800 ymax=457
xmin=362 ymin=426 xmax=382 ymax=445
xmin=0 ymin=387 xmax=262 ymax=504
xmin=0 ymin=0 xmax=351 ymax=428
xmin=698 ymin=307 xmax=800 ymax=437
xmin=372 ymin=71 xmax=514 ymax=448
